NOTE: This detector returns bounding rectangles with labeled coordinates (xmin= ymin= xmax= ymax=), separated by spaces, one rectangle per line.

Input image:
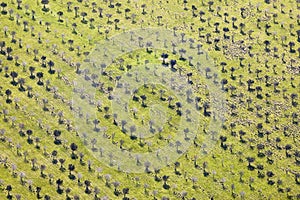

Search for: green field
xmin=0 ymin=0 xmax=299 ymax=199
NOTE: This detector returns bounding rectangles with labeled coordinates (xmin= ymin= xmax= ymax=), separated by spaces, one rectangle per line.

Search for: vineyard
xmin=0 ymin=0 xmax=299 ymax=199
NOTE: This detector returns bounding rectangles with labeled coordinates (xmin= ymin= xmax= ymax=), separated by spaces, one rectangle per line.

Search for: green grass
xmin=0 ymin=0 xmax=299 ymax=199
